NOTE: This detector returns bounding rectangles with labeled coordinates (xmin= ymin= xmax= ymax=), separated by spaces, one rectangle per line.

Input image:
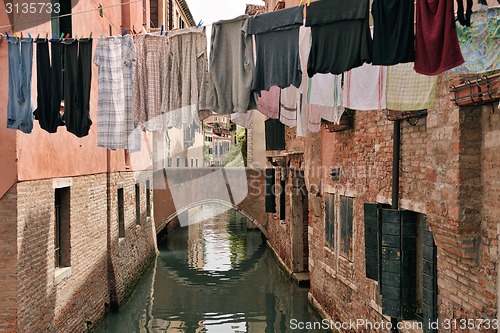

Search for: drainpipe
xmin=391 ymin=120 xmax=401 ymax=210
xmin=391 ymin=120 xmax=401 ymax=333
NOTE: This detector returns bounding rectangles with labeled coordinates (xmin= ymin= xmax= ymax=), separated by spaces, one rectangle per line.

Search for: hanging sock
xmin=456 ymin=0 xmax=473 ymax=27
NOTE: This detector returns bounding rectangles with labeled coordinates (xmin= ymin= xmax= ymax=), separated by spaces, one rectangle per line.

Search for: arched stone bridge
xmin=153 ymin=168 xmax=268 ymax=237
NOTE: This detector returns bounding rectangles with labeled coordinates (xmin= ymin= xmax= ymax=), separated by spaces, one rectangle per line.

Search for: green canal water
xmin=94 ymin=206 xmax=325 ymax=333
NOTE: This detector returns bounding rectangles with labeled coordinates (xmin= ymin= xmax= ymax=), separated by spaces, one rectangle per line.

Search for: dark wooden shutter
xmin=422 ymin=216 xmax=438 ymax=333
xmin=265 ymin=169 xmax=276 ymax=213
xmin=265 ymin=119 xmax=285 ymax=151
xmin=339 ymin=196 xmax=353 ymax=259
xmin=380 ymin=209 xmax=418 ymax=320
xmin=364 ymin=203 xmax=379 ymax=281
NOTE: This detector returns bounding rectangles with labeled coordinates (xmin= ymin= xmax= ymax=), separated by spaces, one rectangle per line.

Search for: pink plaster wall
xmin=0 ymin=0 xmax=152 ymax=182
xmin=0 ymin=9 xmax=18 ymax=198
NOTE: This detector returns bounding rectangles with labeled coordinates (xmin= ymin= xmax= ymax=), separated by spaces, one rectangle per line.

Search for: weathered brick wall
xmin=266 ymin=127 xmax=306 ymax=274
xmin=108 ymin=171 xmax=157 ymax=308
xmin=15 ymin=172 xmax=156 ymax=333
xmin=0 ymin=185 xmax=18 ymax=332
xmin=308 ymin=109 xmax=394 ymax=330
xmin=304 ymin=74 xmax=499 ymax=332
xmin=16 ymin=175 xmax=108 ymax=332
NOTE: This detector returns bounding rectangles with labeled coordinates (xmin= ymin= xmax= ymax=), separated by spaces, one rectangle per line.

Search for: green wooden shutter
xmin=422 ymin=216 xmax=438 ymax=333
xmin=380 ymin=209 xmax=418 ymax=320
xmin=364 ymin=203 xmax=379 ymax=281
xmin=265 ymin=169 xmax=276 ymax=213
xmin=380 ymin=209 xmax=402 ymax=318
xmin=325 ymin=194 xmax=335 ymax=248
xmin=279 ymin=180 xmax=286 ymax=220
xmin=401 ymin=211 xmax=418 ymax=320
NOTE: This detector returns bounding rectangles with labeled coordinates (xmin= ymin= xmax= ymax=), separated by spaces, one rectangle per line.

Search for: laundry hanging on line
xmin=247 ymin=5 xmax=304 ymax=92
xmin=94 ymin=34 xmax=140 ymax=152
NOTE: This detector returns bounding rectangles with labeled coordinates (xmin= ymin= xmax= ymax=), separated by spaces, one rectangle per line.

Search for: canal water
xmin=95 ymin=205 xmax=324 ymax=332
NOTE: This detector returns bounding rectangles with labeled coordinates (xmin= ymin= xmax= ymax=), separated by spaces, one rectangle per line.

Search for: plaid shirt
xmin=94 ymin=35 xmax=140 ymax=152
xmin=132 ymin=34 xmax=169 ymax=132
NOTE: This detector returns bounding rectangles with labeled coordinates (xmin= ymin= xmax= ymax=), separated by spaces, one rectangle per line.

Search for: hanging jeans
xmin=7 ymin=37 xmax=33 ymax=134
xmin=63 ymin=38 xmax=93 ymax=138
xmin=33 ymin=39 xmax=65 ymax=133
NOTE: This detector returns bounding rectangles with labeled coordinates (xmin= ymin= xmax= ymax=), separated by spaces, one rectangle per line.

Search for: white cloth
xmin=280 ymin=86 xmax=298 ymax=127
xmin=343 ymin=63 xmax=386 ymax=110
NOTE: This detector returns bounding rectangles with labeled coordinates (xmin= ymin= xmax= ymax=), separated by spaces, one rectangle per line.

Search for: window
xmin=339 ymin=196 xmax=354 ymax=260
xmin=176 ymin=157 xmax=180 ymax=167
xmin=364 ymin=205 xmax=438 ymax=324
xmin=54 ymin=187 xmax=71 ymax=268
xmin=214 ymin=116 xmax=218 ymax=121
xmin=117 ymin=188 xmax=125 ymax=239
xmin=265 ymin=169 xmax=276 ymax=213
xmin=51 ymin=0 xmax=72 ymax=36
xmin=185 ymin=158 xmax=188 ymax=167
xmin=279 ymin=179 xmax=286 ymax=221
xmin=215 ymin=143 xmax=218 ymax=155
xmin=325 ymin=193 xmax=335 ymax=249
xmin=135 ymin=184 xmax=141 ymax=225
xmin=167 ymin=157 xmax=172 ymax=168
xmin=265 ymin=119 xmax=285 ymax=151
xmin=191 ymin=158 xmax=194 ymax=168
xmin=196 ymin=158 xmax=199 ymax=167
xmin=146 ymin=180 xmax=151 ymax=218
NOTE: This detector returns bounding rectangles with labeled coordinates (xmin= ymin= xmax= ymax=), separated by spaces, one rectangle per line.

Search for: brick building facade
xmin=262 ymin=0 xmax=500 ymax=332
xmin=0 ymin=1 xmax=170 ymax=331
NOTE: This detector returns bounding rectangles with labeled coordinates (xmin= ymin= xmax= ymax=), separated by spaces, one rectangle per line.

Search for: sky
xmin=185 ymin=0 xmax=265 ymax=26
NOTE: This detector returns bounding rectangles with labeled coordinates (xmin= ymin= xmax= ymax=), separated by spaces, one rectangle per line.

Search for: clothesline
xmin=0 ymin=0 xmax=146 ymax=31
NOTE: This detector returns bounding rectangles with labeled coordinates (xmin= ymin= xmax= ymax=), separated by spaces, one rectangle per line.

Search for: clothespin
xmin=5 ymin=31 xmax=9 ymax=39
xmin=306 ymin=0 xmax=311 ymax=6
xmin=59 ymin=32 xmax=64 ymax=40
xmin=62 ymin=33 xmax=70 ymax=41
xmin=89 ymin=32 xmax=92 ymax=39
xmin=45 ymin=33 xmax=48 ymax=39
xmin=122 ymin=28 xmax=128 ymax=36
xmin=196 ymin=20 xmax=204 ymax=28
xmin=160 ymin=24 xmax=164 ymax=36
xmin=14 ymin=32 xmax=19 ymax=40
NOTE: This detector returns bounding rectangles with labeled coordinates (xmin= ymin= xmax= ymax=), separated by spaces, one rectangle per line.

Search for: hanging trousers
xmin=7 ymin=37 xmax=33 ymax=134
xmin=63 ymin=38 xmax=93 ymax=138
xmin=34 ymin=39 xmax=65 ymax=133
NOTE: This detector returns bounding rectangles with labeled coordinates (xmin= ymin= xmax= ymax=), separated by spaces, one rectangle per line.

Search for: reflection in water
xmin=95 ymin=205 xmax=323 ymax=332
